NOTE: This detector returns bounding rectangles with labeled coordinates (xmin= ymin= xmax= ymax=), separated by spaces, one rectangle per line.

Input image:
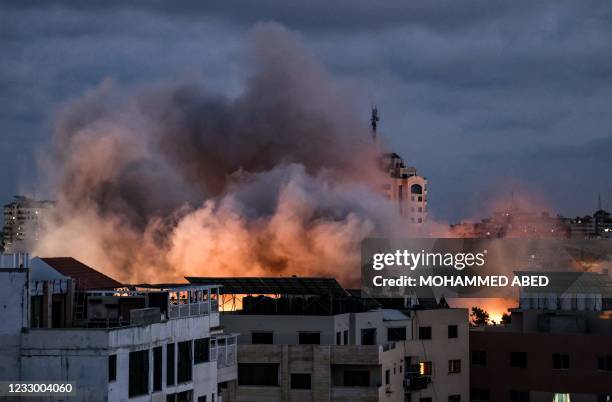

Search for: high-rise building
xmin=2 ymin=195 xmax=55 ymax=252
xmin=381 ymin=153 xmax=428 ymax=225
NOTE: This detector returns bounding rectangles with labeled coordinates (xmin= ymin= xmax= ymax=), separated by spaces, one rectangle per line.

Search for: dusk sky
xmin=2 ymin=1 xmax=611 ymax=222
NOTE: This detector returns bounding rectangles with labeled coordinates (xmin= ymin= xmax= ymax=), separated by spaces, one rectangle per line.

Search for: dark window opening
xmin=385 ymin=369 xmax=390 ymax=385
xmin=176 ymin=390 xmax=193 ymax=402
xmin=343 ymin=330 xmax=348 ymax=345
xmin=178 ymin=341 xmax=193 ymax=383
xmin=388 ymin=327 xmax=407 ymax=341
xmin=448 ymin=325 xmax=458 ymax=338
xmin=411 ymin=184 xmax=423 ymax=194
xmin=153 ymin=346 xmax=162 ymax=391
xmin=108 ymin=354 xmax=116 ymax=382
xmin=448 ymin=359 xmax=461 ymax=373
xmin=343 ymin=370 xmax=370 ymax=387
xmin=194 ymin=338 xmax=210 ymax=364
xmin=509 ymin=390 xmax=530 ymax=402
xmin=471 ymin=350 xmax=486 ymax=366
xmin=167 ymin=343 xmax=175 ymax=386
xmin=298 ymin=332 xmax=320 ymax=345
xmin=471 ymin=388 xmax=490 ymax=401
xmin=361 ymin=328 xmax=377 ymax=345
xmin=597 ymin=356 xmax=612 ymax=371
xmin=129 ymin=350 xmax=149 ymax=397
xmin=418 ymin=326 xmax=432 ymax=340
xmin=290 ymin=373 xmax=312 ymax=389
xmin=252 ymin=332 xmax=273 ymax=345
xmin=419 ymin=399 xmax=432 ymax=402
xmin=336 ymin=331 xmax=341 ymax=345
xmin=510 ymin=352 xmax=527 ymax=368
xmin=448 ymin=396 xmax=461 ymax=402
xmin=552 ymin=353 xmax=569 ymax=369
xmin=238 ymin=363 xmax=279 ymax=386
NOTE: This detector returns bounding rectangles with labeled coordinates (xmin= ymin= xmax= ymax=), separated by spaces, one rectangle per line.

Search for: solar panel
xmin=185 ymin=277 xmax=349 ymax=297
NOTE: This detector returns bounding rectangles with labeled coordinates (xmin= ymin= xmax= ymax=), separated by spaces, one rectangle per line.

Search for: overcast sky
xmin=1 ymin=1 xmax=611 ymax=222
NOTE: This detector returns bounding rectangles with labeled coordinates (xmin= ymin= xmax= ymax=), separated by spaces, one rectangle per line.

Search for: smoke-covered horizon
xmin=33 ymin=22 xmax=428 ymax=284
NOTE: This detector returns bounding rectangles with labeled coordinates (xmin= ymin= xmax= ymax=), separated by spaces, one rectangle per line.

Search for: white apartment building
xmin=2 ymin=196 xmax=54 ymax=252
xmin=187 ymin=277 xmax=469 ymax=402
xmin=0 ymin=253 xmax=237 ymax=402
xmin=381 ymin=153 xmax=428 ymax=225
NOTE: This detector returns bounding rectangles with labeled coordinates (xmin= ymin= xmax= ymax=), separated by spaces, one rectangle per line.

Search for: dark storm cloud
xmin=1 ymin=0 xmax=611 ymax=221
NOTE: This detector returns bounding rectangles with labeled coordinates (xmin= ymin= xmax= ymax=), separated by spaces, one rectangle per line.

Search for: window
xmin=343 ymin=330 xmax=348 ymax=345
xmin=238 ymin=363 xmax=279 ymax=386
xmin=510 ymin=390 xmax=530 ymax=402
xmin=167 ymin=394 xmax=176 ymax=402
xmin=153 ymin=346 xmax=162 ymax=392
xmin=211 ymin=394 xmax=214 ymax=402
xmin=298 ymin=332 xmax=320 ymax=345
xmin=252 ymin=332 xmax=273 ymax=344
xmin=108 ymin=354 xmax=116 ymax=382
xmin=448 ymin=359 xmax=461 ymax=373
xmin=552 ymin=353 xmax=569 ymax=369
xmin=597 ymin=395 xmax=611 ymax=402
xmin=448 ymin=396 xmax=461 ymax=402
xmin=197 ymin=397 xmax=207 ymax=402
xmin=471 ymin=350 xmax=486 ymax=366
xmin=336 ymin=331 xmax=341 ymax=345
xmin=448 ymin=325 xmax=458 ymax=338
xmin=194 ymin=338 xmax=210 ymax=364
xmin=411 ymin=184 xmax=423 ymax=194
xmin=129 ymin=350 xmax=149 ymax=397
xmin=419 ymin=398 xmax=433 ymax=402
xmin=361 ymin=328 xmax=377 ymax=345
xmin=291 ymin=373 xmax=312 ymax=389
xmin=176 ymin=390 xmax=193 ymax=402
xmin=510 ymin=352 xmax=527 ymax=368
xmin=597 ymin=356 xmax=612 ymax=371
xmin=388 ymin=327 xmax=407 ymax=341
xmin=178 ymin=341 xmax=193 ymax=383
xmin=471 ymin=388 xmax=490 ymax=401
xmin=419 ymin=361 xmax=432 ymax=376
xmin=167 ymin=343 xmax=175 ymax=386
xmin=418 ymin=326 xmax=432 ymax=340
xmin=385 ymin=369 xmax=390 ymax=385
xmin=343 ymin=370 xmax=370 ymax=386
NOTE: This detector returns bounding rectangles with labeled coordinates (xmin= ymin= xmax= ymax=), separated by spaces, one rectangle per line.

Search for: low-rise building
xmin=470 ymin=271 xmax=612 ymax=402
xmin=0 ymin=254 xmax=237 ymax=402
xmin=188 ymin=277 xmax=469 ymax=402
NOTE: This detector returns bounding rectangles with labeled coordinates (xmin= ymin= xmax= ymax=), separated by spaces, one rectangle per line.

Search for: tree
xmin=501 ymin=313 xmax=511 ymax=325
xmin=470 ymin=306 xmax=490 ymax=326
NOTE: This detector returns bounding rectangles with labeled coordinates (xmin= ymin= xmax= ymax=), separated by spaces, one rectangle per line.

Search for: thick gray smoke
xmin=35 ymin=22 xmax=407 ymax=284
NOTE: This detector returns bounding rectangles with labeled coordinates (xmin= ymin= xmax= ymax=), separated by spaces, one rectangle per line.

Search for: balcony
xmin=211 ymin=334 xmax=238 ymax=383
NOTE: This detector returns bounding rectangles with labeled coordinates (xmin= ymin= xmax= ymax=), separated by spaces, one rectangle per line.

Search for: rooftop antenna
xmin=370 ymin=106 xmax=380 ymax=143
xmin=598 ymin=192 xmax=602 ymax=211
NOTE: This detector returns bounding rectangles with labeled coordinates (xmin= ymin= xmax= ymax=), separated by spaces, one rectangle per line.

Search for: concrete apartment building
xmin=188 ymin=277 xmax=469 ymax=402
xmin=381 ymin=153 xmax=428 ymax=225
xmin=2 ymin=195 xmax=55 ymax=252
xmin=470 ymin=271 xmax=612 ymax=402
xmin=0 ymin=253 xmax=237 ymax=402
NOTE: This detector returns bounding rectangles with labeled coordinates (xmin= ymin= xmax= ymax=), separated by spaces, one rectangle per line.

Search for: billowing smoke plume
xmin=35 ymin=23 xmax=412 ymax=284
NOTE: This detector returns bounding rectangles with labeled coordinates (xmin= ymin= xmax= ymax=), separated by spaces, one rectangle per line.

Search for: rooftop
xmin=40 ymin=257 xmax=122 ymax=290
xmin=186 ymin=276 xmax=350 ymax=297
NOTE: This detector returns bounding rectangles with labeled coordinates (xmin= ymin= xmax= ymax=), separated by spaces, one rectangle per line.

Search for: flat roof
xmin=186 ymin=277 xmax=350 ymax=297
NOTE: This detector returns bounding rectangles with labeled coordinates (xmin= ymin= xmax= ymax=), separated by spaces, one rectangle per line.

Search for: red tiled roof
xmin=41 ymin=257 xmax=122 ymax=290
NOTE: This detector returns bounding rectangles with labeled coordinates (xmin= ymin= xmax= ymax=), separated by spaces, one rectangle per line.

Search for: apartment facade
xmin=0 ymin=254 xmax=237 ymax=402
xmin=381 ymin=153 xmax=428 ymax=225
xmin=470 ymin=271 xmax=612 ymax=402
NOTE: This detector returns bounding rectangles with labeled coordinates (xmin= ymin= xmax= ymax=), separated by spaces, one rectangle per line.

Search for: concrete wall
xmin=0 ymin=268 xmax=29 ymax=381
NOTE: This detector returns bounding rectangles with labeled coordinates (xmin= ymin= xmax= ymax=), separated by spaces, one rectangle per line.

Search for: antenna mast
xmin=370 ymin=106 xmax=380 ymax=143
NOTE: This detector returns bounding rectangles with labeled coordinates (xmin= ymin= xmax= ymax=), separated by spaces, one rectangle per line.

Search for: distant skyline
xmin=1 ymin=1 xmax=611 ymax=222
